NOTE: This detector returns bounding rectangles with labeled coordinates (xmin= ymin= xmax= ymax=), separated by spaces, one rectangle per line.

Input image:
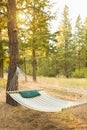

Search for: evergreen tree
xmin=6 ymin=0 xmax=19 ymax=105
xmin=57 ymin=5 xmax=73 ymax=77
xmin=18 ymin=0 xmax=53 ymax=81
xmin=82 ymin=18 xmax=87 ymax=68
xmin=74 ymin=15 xmax=84 ymax=71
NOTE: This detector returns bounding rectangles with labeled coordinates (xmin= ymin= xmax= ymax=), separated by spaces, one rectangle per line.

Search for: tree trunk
xmin=78 ymin=51 xmax=81 ymax=71
xmin=6 ymin=0 xmax=19 ymax=106
xmin=0 ymin=59 xmax=3 ymax=78
xmin=32 ymin=49 xmax=37 ymax=81
xmin=0 ymin=30 xmax=3 ymax=78
xmin=24 ymin=57 xmax=27 ymax=81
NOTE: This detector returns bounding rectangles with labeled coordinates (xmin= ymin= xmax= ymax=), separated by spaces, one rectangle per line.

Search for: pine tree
xmin=74 ymin=15 xmax=84 ymax=71
xmin=57 ymin=5 xmax=73 ymax=77
xmin=82 ymin=18 xmax=87 ymax=68
xmin=18 ymin=0 xmax=53 ymax=81
xmin=6 ymin=0 xmax=19 ymax=105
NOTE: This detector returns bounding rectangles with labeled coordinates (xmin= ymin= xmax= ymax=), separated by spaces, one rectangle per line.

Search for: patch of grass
xmin=0 ymin=78 xmax=6 ymax=88
xmin=38 ymin=77 xmax=87 ymax=89
xmin=52 ymin=107 xmax=87 ymax=130
xmin=57 ymin=78 xmax=87 ymax=89
xmin=51 ymin=88 xmax=82 ymax=100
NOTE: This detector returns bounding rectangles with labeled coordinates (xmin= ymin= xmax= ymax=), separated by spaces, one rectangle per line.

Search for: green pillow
xmin=19 ymin=90 xmax=40 ymax=98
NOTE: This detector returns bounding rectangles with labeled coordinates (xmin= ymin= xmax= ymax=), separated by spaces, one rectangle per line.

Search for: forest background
xmin=0 ymin=0 xmax=87 ymax=81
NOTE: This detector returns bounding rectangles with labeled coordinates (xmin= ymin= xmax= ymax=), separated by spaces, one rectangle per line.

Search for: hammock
xmin=8 ymin=90 xmax=86 ymax=112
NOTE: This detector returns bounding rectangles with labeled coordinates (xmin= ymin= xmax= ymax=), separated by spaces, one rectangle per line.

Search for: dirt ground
xmin=0 ymin=81 xmax=87 ymax=130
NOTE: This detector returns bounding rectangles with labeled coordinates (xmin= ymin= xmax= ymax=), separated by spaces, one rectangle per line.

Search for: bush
xmin=71 ymin=68 xmax=87 ymax=78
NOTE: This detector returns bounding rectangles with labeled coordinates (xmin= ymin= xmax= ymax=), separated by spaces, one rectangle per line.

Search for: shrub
xmin=71 ymin=68 xmax=87 ymax=78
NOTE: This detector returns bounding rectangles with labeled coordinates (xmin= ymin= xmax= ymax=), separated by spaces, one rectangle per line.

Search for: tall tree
xmin=18 ymin=0 xmax=53 ymax=81
xmin=0 ymin=30 xmax=3 ymax=77
xmin=74 ymin=15 xmax=84 ymax=71
xmin=82 ymin=18 xmax=87 ymax=68
xmin=6 ymin=0 xmax=19 ymax=106
xmin=57 ymin=5 xmax=73 ymax=77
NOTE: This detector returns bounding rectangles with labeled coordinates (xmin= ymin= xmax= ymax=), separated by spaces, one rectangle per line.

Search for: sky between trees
xmin=50 ymin=0 xmax=87 ymax=32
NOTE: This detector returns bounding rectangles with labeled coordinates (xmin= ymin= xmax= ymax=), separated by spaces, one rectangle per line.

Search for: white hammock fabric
xmin=9 ymin=90 xmax=86 ymax=112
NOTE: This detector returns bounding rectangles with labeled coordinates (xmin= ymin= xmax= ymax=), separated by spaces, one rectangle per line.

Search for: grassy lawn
xmin=2 ymin=75 xmax=87 ymax=89
xmin=2 ymin=76 xmax=87 ymax=100
xmin=37 ymin=77 xmax=87 ymax=89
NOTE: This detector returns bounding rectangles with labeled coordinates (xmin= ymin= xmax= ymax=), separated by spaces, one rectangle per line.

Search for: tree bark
xmin=0 ymin=59 xmax=3 ymax=78
xmin=24 ymin=57 xmax=27 ymax=81
xmin=6 ymin=0 xmax=19 ymax=106
xmin=0 ymin=30 xmax=3 ymax=78
xmin=32 ymin=49 xmax=37 ymax=81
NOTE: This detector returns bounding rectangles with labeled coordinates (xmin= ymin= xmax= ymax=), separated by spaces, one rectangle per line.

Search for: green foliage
xmin=73 ymin=15 xmax=85 ymax=70
xmin=18 ymin=0 xmax=54 ymax=80
xmin=18 ymin=0 xmax=53 ymax=53
xmin=57 ymin=5 xmax=73 ymax=78
xmin=1 ymin=0 xmax=87 ymax=79
xmin=37 ymin=56 xmax=57 ymax=77
xmin=71 ymin=68 xmax=87 ymax=78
